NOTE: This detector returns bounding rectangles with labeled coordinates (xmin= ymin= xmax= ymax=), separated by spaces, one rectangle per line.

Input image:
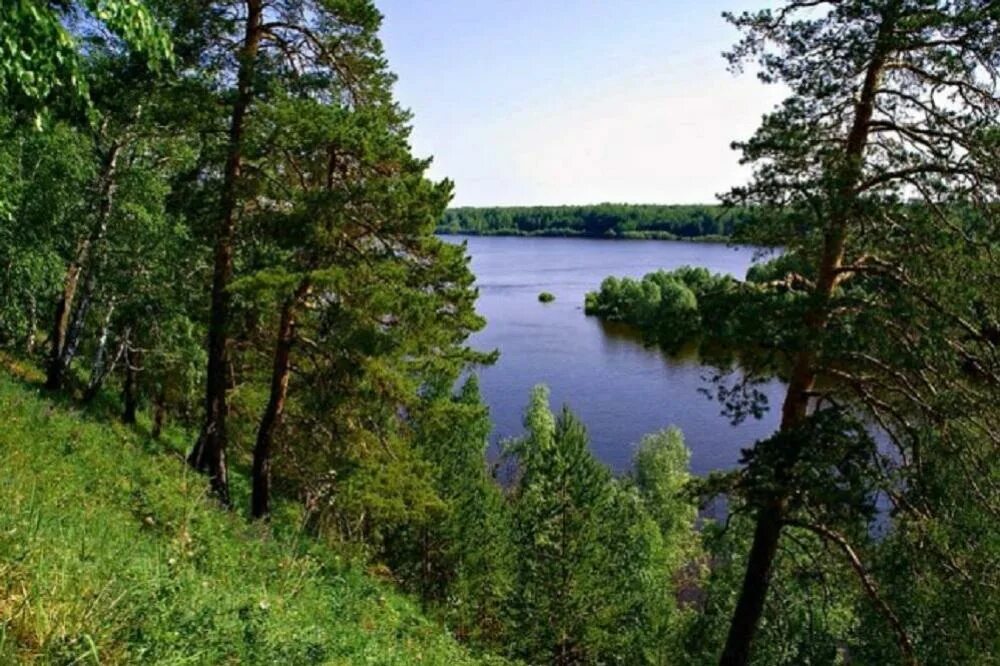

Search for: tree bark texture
xmin=187 ymin=0 xmax=265 ymax=507
xmin=250 ymin=280 xmax=309 ymax=519
xmin=122 ymin=345 xmax=140 ymax=424
xmin=83 ymin=299 xmax=117 ymax=401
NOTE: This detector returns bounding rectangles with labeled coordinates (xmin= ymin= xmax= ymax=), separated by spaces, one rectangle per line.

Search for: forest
xmin=1 ymin=1 xmax=999 ymax=665
xmin=438 ymin=205 xmax=746 ymax=240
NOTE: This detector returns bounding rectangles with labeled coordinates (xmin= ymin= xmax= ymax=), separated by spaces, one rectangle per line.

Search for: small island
xmin=538 ymin=291 xmax=556 ymax=303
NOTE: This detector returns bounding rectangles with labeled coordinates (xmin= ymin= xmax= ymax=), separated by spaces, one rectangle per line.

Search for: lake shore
xmin=437 ymin=228 xmax=732 ymax=243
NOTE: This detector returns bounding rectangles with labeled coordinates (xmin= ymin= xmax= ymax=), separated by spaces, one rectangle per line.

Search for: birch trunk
xmin=46 ymin=140 xmax=122 ymax=390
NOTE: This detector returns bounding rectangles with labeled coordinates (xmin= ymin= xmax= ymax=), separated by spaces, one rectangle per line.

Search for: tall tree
xmin=217 ymin=19 xmax=479 ymax=518
xmin=42 ymin=52 xmax=187 ymax=391
xmin=185 ymin=0 xmax=392 ymax=505
xmin=185 ymin=0 xmax=261 ymax=505
xmin=505 ymin=386 xmax=686 ymax=665
xmin=718 ymin=2 xmax=1000 ymax=663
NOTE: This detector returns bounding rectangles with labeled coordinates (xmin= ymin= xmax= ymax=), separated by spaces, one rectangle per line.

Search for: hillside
xmin=0 ymin=361 xmax=508 ymax=665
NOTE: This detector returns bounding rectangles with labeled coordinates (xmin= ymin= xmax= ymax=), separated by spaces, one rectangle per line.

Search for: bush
xmin=584 ymin=266 xmax=734 ymax=350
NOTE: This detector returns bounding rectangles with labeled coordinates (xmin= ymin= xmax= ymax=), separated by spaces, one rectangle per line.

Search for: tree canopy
xmin=0 ymin=0 xmax=172 ymax=122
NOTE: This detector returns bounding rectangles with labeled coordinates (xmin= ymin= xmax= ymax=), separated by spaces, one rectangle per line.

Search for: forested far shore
xmin=438 ymin=204 xmax=751 ymax=240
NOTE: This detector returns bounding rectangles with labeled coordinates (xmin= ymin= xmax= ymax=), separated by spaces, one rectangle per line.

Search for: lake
xmin=447 ymin=234 xmax=785 ymax=476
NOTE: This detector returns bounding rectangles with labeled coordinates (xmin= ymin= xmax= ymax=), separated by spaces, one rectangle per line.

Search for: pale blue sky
xmin=376 ymin=1 xmax=784 ymax=206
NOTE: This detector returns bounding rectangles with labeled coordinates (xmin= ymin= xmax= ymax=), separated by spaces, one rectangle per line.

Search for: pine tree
xmin=413 ymin=376 xmax=514 ymax=645
xmin=506 ymin=386 xmax=690 ymax=665
xmin=233 ymin=78 xmax=486 ymax=518
xmin=182 ymin=0 xmax=396 ymax=505
xmin=718 ymin=3 xmax=1000 ymax=663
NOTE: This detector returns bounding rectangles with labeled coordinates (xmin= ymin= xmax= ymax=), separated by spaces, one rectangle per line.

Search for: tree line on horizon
xmin=439 ymin=204 xmax=749 ymax=240
xmin=2 ymin=1 xmax=1000 ymax=665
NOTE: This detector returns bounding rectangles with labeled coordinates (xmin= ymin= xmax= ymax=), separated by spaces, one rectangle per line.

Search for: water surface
xmin=449 ymin=235 xmax=785 ymax=476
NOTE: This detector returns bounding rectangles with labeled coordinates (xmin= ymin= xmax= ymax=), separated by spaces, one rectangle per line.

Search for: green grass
xmin=0 ymin=362 xmax=508 ymax=665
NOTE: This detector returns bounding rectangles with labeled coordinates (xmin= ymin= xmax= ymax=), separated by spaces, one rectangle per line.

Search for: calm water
xmin=448 ymin=235 xmax=785 ymax=476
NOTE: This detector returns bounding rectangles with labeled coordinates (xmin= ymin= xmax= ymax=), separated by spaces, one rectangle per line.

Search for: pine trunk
xmin=187 ymin=0 xmax=264 ymax=508
xmin=719 ymin=11 xmax=895 ymax=664
xmin=250 ymin=281 xmax=308 ymax=520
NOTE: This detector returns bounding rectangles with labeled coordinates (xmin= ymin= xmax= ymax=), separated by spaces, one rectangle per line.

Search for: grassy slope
xmin=0 ymin=361 xmax=507 ymax=665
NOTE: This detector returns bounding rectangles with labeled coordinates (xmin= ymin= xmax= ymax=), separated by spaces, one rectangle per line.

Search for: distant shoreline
xmin=436 ymin=229 xmax=732 ymax=243
xmin=437 ymin=203 xmax=753 ymax=243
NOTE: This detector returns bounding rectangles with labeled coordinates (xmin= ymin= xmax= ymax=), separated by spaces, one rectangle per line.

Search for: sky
xmin=375 ymin=1 xmax=786 ymax=207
